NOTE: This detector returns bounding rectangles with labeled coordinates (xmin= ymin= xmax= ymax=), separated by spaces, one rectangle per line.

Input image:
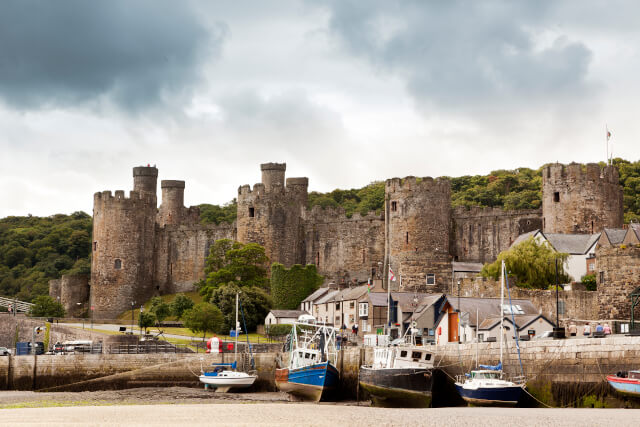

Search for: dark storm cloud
xmin=319 ymin=0 xmax=594 ymax=113
xmin=0 ymin=0 xmax=225 ymax=111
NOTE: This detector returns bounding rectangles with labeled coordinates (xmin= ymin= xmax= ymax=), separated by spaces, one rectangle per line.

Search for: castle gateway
xmin=89 ymin=162 xmax=622 ymax=319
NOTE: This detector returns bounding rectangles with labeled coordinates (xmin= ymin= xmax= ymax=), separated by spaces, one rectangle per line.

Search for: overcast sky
xmin=1 ymin=1 xmax=639 ymax=217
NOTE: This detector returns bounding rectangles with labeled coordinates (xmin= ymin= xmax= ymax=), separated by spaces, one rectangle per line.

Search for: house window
xmin=554 ymin=192 xmax=560 ymax=202
xmin=335 ymin=302 xmax=340 ymax=310
xmin=335 ymin=316 xmax=340 ymax=324
xmin=478 ymin=333 xmax=484 ymax=342
xmin=248 ymin=207 xmax=255 ymax=217
xmin=349 ymin=301 xmax=355 ymax=309
xmin=359 ymin=303 xmax=369 ymax=317
xmin=391 ymin=201 xmax=397 ymax=212
xmin=426 ymin=274 xmax=435 ymax=286
xmin=114 ymin=259 xmax=122 ymax=270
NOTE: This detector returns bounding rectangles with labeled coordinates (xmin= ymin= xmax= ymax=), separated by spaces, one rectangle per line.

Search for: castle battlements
xmin=452 ymin=205 xmax=542 ymax=218
xmin=385 ymin=176 xmax=450 ymax=193
xmin=93 ymin=189 xmax=155 ymax=208
xmin=305 ymin=204 xmax=383 ymax=222
xmin=544 ymin=162 xmax=619 ymax=185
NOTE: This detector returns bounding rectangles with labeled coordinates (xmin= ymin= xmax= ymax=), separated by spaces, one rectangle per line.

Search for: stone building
xmin=542 ymin=163 xmax=623 ymax=234
xmin=81 ymin=161 xmax=623 ymax=319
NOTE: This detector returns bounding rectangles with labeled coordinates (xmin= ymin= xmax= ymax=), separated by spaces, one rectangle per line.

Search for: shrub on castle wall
xmin=270 ymin=263 xmax=323 ymax=310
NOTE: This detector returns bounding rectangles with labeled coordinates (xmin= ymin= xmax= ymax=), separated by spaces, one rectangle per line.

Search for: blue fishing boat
xmin=607 ymin=371 xmax=640 ymax=397
xmin=275 ymin=320 xmax=339 ymax=401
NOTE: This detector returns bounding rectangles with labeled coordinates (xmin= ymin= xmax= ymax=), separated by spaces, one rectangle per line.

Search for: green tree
xmin=170 ymin=294 xmax=195 ymax=319
xmin=149 ymin=296 xmax=171 ymax=325
xmin=210 ymin=283 xmax=272 ymax=333
xmin=29 ymin=295 xmax=66 ymax=317
xmin=581 ymin=274 xmax=597 ymax=291
xmin=138 ymin=312 xmax=156 ymax=334
xmin=183 ymin=302 xmax=224 ymax=340
xmin=271 ymin=263 xmax=323 ymax=309
xmin=197 ymin=239 xmax=269 ymax=301
xmin=481 ymin=237 xmax=570 ymax=289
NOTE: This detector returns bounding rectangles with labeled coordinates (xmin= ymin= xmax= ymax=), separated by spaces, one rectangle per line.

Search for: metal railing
xmin=0 ymin=296 xmax=34 ymax=313
xmin=108 ymin=342 xmax=194 ymax=354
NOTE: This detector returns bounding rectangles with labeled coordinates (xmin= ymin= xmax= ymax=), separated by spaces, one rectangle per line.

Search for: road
xmin=0 ymin=404 xmax=638 ymax=426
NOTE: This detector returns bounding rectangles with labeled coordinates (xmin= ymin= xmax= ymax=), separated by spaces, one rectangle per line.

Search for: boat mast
xmin=476 ymin=308 xmax=479 ymax=370
xmin=500 ymin=260 xmax=505 ymax=369
xmin=235 ymin=292 xmax=239 ymax=365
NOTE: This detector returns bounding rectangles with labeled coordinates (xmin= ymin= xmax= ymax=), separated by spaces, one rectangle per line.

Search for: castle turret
xmin=261 ymin=163 xmax=286 ymax=191
xmin=385 ymin=176 xmax=451 ymax=292
xmin=542 ymin=163 xmax=623 ymax=234
xmin=91 ymin=167 xmax=158 ymax=319
xmin=158 ymin=180 xmax=185 ymax=226
xmin=133 ymin=166 xmax=158 ymax=196
xmin=237 ymin=163 xmax=307 ymax=266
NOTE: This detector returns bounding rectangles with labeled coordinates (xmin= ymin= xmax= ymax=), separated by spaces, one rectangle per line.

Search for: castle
xmin=85 ymin=162 xmax=623 ymax=319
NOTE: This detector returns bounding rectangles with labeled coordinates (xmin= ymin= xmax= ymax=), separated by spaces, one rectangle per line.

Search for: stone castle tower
xmin=385 ymin=176 xmax=452 ymax=292
xmin=237 ymin=163 xmax=308 ymax=267
xmin=542 ymin=163 xmax=623 ymax=234
xmin=91 ymin=166 xmax=159 ymax=319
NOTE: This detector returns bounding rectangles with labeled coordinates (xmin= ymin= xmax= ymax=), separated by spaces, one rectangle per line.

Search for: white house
xmin=478 ymin=314 xmax=554 ymax=342
xmin=435 ymin=295 xmax=542 ymax=344
xmin=510 ymin=230 xmax=600 ymax=282
xmin=264 ymin=310 xmax=307 ymax=327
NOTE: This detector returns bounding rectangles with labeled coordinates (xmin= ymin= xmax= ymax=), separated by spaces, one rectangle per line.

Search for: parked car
xmin=0 ymin=347 xmax=11 ymax=355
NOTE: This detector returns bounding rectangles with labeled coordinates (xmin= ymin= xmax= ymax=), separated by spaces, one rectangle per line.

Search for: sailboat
xmin=454 ymin=260 xmax=526 ymax=406
xmin=199 ymin=292 xmax=257 ymax=392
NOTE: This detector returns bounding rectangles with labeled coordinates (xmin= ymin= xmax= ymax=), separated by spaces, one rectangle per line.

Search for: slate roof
xmin=302 ymin=287 xmax=329 ymax=303
xmin=478 ymin=314 xmax=551 ymax=330
xmin=442 ymin=295 xmax=539 ymax=328
xmin=325 ymin=285 xmax=369 ymax=303
xmin=314 ymin=290 xmax=339 ymax=305
xmin=545 ymin=233 xmax=600 ymax=254
xmin=604 ymin=228 xmax=627 ymax=245
xmin=269 ymin=310 xmax=306 ymax=318
xmin=452 ymin=262 xmax=483 ymax=273
xmin=510 ymin=230 xmax=540 ymax=248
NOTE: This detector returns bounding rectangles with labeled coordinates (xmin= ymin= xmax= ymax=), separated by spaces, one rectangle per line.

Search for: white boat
xmin=199 ymin=361 xmax=257 ymax=392
xmin=454 ymin=260 xmax=526 ymax=405
xmin=199 ymin=293 xmax=257 ymax=392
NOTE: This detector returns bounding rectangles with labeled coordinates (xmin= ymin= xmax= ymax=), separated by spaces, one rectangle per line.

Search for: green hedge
xmin=270 ymin=263 xmax=323 ymax=310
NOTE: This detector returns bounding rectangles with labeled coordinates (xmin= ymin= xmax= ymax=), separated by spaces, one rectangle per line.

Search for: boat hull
xmin=359 ymin=366 xmax=433 ymax=408
xmin=607 ymin=375 xmax=640 ymax=397
xmin=275 ymin=362 xmax=339 ymax=402
xmin=455 ymin=383 xmax=524 ymax=406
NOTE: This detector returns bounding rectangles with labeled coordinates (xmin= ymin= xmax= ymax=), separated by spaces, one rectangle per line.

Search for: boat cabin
xmin=393 ymin=348 xmax=434 ymax=369
xmin=291 ymin=349 xmax=323 ymax=369
xmin=469 ymin=370 xmax=501 ymax=380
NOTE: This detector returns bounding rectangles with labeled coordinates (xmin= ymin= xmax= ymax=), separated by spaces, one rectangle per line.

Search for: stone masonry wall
xmin=451 ymin=206 xmax=542 ymax=263
xmin=542 ymin=163 xmax=623 ymax=234
xmin=596 ymin=245 xmax=640 ymax=320
xmin=303 ymin=205 xmax=385 ymax=284
xmin=386 ymin=176 xmax=451 ymax=292
xmin=154 ymin=222 xmax=235 ymax=294
xmin=457 ymin=276 xmax=598 ymax=322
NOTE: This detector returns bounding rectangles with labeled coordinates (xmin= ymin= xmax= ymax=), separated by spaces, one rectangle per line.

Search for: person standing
xmin=583 ymin=323 xmax=591 ymax=336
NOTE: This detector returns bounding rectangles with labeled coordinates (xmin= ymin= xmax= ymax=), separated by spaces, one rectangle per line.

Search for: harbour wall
xmin=2 ymin=337 xmax=639 ymax=406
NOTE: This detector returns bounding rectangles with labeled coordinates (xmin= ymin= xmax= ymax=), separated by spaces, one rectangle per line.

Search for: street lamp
xmin=553 ymin=258 xmax=566 ymax=339
xmin=131 ymin=301 xmax=135 ymax=335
